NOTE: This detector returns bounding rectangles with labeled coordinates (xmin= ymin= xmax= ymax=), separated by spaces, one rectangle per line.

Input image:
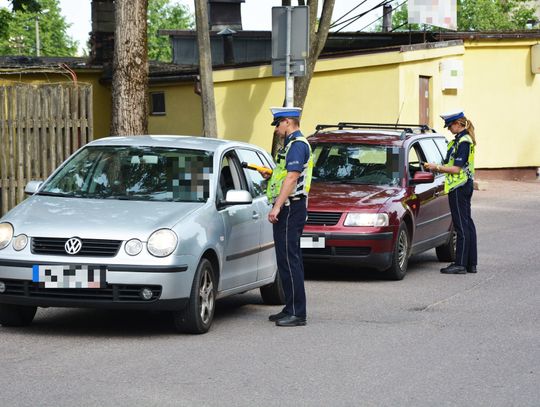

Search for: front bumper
xmin=0 ymin=259 xmax=192 ymax=311
xmin=301 ymin=231 xmax=394 ymax=271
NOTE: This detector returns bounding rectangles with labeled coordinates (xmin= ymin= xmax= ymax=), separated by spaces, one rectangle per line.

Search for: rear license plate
xmin=32 ymin=265 xmax=107 ymax=288
xmin=300 ymin=235 xmax=325 ymax=249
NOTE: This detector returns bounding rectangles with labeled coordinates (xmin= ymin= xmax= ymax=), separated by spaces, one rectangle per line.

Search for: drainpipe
xmin=217 ymin=27 xmax=236 ymax=65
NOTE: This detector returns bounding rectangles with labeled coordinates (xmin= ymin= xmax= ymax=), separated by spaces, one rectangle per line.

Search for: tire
xmin=436 ymin=227 xmax=456 ymax=262
xmin=172 ymin=258 xmax=216 ymax=334
xmin=260 ymin=271 xmax=285 ymax=305
xmin=385 ymin=223 xmax=410 ymax=280
xmin=0 ymin=304 xmax=37 ymax=327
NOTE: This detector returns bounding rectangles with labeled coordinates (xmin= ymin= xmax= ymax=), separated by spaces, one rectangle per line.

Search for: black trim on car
xmin=225 ymin=241 xmax=275 ymax=261
xmin=0 ymin=259 xmax=188 ymax=273
xmin=303 ymin=232 xmax=393 ymax=241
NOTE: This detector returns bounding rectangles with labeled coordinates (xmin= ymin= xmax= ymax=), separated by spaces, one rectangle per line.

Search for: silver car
xmin=0 ymin=136 xmax=283 ymax=334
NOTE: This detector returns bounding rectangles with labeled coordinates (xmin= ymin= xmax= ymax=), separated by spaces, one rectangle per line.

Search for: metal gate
xmin=0 ymin=82 xmax=93 ymax=216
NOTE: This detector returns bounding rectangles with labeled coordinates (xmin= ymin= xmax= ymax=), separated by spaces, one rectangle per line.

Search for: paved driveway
xmin=1 ymin=181 xmax=539 ymax=407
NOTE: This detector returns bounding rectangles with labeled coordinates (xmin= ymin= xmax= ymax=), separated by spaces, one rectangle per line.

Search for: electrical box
xmin=532 ymin=44 xmax=540 ymax=74
xmin=440 ymin=59 xmax=464 ymax=90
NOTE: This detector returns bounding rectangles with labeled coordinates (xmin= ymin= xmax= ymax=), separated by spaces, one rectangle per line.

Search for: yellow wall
xmin=462 ymin=41 xmax=540 ymax=168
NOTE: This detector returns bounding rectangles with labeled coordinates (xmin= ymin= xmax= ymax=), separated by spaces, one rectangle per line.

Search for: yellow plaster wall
xmin=462 ymin=41 xmax=540 ymax=168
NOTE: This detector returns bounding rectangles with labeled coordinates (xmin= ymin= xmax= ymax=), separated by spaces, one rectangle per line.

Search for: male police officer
xmin=263 ymin=107 xmax=313 ymax=327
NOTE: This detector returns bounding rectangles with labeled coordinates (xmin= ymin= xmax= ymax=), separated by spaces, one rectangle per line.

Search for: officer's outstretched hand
xmin=268 ymin=205 xmax=280 ymax=224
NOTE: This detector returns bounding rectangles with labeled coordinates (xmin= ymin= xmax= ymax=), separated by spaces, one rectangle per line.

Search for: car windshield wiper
xmin=37 ymin=191 xmax=78 ymax=198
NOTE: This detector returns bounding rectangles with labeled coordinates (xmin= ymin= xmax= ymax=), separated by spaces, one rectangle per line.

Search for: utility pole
xmin=194 ymin=0 xmax=218 ymax=138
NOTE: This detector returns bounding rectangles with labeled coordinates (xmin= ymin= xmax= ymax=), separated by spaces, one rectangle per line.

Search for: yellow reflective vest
xmin=267 ymin=136 xmax=313 ymax=203
xmin=444 ymin=134 xmax=475 ymax=193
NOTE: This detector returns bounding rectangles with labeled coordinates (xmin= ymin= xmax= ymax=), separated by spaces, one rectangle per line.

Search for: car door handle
xmin=252 ymin=212 xmax=260 ymax=220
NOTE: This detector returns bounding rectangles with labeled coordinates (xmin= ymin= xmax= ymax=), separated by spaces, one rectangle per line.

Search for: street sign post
xmin=271 ymin=6 xmax=309 ymax=107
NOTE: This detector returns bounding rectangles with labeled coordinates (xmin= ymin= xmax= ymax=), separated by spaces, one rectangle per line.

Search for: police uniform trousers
xmin=448 ymin=179 xmax=477 ymax=268
xmin=273 ymin=198 xmax=307 ymax=318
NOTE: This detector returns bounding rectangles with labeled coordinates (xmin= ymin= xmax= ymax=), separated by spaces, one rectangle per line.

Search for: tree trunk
xmin=294 ymin=0 xmax=335 ymax=109
xmin=195 ymin=0 xmax=218 ymax=138
xmin=111 ymin=0 xmax=149 ymax=136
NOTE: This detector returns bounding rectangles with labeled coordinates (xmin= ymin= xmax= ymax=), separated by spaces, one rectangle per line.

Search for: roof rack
xmin=314 ymin=122 xmax=435 ymax=139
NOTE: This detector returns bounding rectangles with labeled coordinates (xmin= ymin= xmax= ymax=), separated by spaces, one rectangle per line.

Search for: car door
xmin=217 ymin=150 xmax=261 ymax=290
xmin=236 ymin=148 xmax=276 ymax=283
xmin=420 ymin=138 xmax=452 ymax=238
xmin=407 ymin=141 xmax=441 ymax=248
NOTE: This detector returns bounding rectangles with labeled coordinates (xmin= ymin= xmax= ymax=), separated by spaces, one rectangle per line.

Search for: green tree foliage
xmin=147 ymin=0 xmax=193 ymax=62
xmin=388 ymin=0 xmax=537 ymax=31
xmin=0 ymin=0 xmax=77 ymax=56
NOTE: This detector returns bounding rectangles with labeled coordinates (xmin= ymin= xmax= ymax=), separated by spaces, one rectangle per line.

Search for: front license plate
xmin=300 ymin=235 xmax=325 ymax=249
xmin=32 ymin=265 xmax=107 ymax=288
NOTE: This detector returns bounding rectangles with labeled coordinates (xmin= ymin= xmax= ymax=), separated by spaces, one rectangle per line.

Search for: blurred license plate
xmin=32 ymin=265 xmax=107 ymax=288
xmin=300 ymin=235 xmax=325 ymax=249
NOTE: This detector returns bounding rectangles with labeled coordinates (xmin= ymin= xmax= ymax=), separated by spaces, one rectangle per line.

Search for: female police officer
xmin=424 ymin=111 xmax=478 ymax=274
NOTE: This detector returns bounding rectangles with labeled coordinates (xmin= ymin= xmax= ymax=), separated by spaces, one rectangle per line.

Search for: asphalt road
xmin=1 ymin=181 xmax=539 ymax=407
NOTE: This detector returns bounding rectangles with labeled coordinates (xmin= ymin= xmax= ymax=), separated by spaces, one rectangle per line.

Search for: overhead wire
xmin=331 ymin=0 xmax=393 ymax=32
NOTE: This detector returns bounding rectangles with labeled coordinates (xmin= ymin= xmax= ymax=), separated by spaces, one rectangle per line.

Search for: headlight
xmin=12 ymin=234 xmax=28 ymax=251
xmin=0 ymin=223 xmax=14 ymax=250
xmin=344 ymin=213 xmax=389 ymax=227
xmin=125 ymin=239 xmax=143 ymax=256
xmin=147 ymin=229 xmax=178 ymax=257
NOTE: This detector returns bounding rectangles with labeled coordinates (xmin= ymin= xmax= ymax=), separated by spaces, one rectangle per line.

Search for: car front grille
xmin=306 ymin=211 xmax=342 ymax=226
xmin=32 ymin=237 xmax=122 ymax=257
xmin=1 ymin=279 xmax=161 ymax=302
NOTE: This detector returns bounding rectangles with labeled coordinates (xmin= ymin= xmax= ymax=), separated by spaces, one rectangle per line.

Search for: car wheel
xmin=436 ymin=227 xmax=456 ymax=262
xmin=0 ymin=304 xmax=37 ymax=327
xmin=385 ymin=223 xmax=410 ymax=280
xmin=260 ymin=271 xmax=285 ymax=305
xmin=172 ymin=258 xmax=216 ymax=334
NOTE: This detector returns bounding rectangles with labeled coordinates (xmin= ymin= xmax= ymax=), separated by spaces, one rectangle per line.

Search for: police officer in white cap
xmin=261 ymin=107 xmax=313 ymax=326
xmin=424 ymin=110 xmax=478 ymax=274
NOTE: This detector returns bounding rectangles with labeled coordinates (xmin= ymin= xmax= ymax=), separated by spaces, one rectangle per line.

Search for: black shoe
xmin=440 ymin=264 xmax=467 ymax=274
xmin=467 ymin=266 xmax=477 ymax=273
xmin=275 ymin=315 xmax=307 ymax=327
xmin=268 ymin=311 xmax=288 ymax=322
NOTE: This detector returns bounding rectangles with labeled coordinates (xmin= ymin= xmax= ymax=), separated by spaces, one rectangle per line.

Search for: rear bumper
xmin=301 ymin=231 xmax=394 ymax=271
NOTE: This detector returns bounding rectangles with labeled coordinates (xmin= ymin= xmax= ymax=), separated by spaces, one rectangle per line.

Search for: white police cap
xmin=440 ymin=110 xmax=465 ymax=127
xmin=270 ymin=107 xmax=302 ymax=126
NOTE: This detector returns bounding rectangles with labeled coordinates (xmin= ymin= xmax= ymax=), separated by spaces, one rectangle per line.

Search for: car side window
xmin=433 ymin=138 xmax=449 ymax=162
xmin=236 ymin=148 xmax=267 ymax=198
xmin=408 ymin=143 xmax=424 ymax=178
xmin=419 ymin=139 xmax=444 ymax=165
xmin=218 ymin=151 xmax=249 ymax=202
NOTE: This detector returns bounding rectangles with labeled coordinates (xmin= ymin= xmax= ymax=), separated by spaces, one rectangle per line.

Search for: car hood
xmin=3 ymin=196 xmax=203 ymax=240
xmin=308 ymin=182 xmax=401 ymax=211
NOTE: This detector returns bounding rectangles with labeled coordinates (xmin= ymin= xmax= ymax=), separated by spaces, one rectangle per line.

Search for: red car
xmin=302 ymin=123 xmax=456 ymax=280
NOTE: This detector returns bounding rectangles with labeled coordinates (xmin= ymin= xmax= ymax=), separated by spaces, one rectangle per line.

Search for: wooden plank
xmin=7 ymin=86 xmax=16 ymax=209
xmin=64 ymin=85 xmax=71 ymax=158
xmin=25 ymin=85 xmax=33 ymax=181
xmin=40 ymin=87 xmax=48 ymax=178
xmin=87 ymin=85 xmax=94 ymax=142
xmin=0 ymin=87 xmax=7 ymax=215
xmin=55 ymin=85 xmax=64 ymax=168
xmin=16 ymin=85 xmax=25 ymax=203
xmin=71 ymin=84 xmax=80 ymax=152
xmin=80 ymin=86 xmax=88 ymax=145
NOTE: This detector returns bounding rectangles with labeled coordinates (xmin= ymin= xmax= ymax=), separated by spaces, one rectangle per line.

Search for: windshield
xmin=311 ymin=143 xmax=400 ymax=186
xmin=40 ymin=146 xmax=214 ymax=202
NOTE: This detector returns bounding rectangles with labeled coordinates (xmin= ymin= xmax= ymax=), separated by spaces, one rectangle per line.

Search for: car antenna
xmin=395 ymin=100 xmax=407 ymax=139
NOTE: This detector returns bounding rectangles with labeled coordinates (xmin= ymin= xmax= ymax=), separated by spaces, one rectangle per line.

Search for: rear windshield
xmin=311 ymin=143 xmax=400 ymax=186
xmin=40 ymin=146 xmax=214 ymax=202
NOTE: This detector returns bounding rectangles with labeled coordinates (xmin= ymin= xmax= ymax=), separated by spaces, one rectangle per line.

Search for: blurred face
xmin=448 ymin=120 xmax=465 ymax=134
xmin=273 ymin=118 xmax=289 ymax=138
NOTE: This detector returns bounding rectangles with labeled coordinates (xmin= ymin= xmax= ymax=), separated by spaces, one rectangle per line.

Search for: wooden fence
xmin=0 ymin=82 xmax=93 ymax=216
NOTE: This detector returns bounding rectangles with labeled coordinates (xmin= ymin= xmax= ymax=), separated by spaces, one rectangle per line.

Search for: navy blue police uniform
xmin=444 ymin=130 xmax=477 ymax=272
xmin=273 ymin=131 xmax=311 ymax=319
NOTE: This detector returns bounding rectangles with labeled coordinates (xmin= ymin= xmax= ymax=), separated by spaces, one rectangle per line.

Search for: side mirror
xmin=223 ymin=190 xmax=253 ymax=205
xmin=410 ymin=171 xmax=434 ymax=185
xmin=25 ymin=180 xmax=43 ymax=195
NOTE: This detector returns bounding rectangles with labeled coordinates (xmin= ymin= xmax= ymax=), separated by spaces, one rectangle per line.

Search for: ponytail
xmin=456 ymin=117 xmax=476 ymax=145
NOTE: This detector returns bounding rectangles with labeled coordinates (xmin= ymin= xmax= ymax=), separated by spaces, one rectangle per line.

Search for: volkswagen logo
xmin=65 ymin=237 xmax=83 ymax=255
